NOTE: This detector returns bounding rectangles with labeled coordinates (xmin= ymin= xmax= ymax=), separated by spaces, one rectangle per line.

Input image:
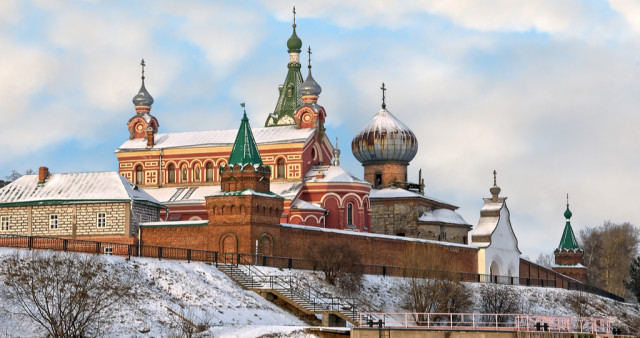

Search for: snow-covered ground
xmin=0 ymin=248 xmax=311 ymax=337
xmin=253 ymin=266 xmax=640 ymax=334
xmin=1 ymin=247 xmax=639 ymax=336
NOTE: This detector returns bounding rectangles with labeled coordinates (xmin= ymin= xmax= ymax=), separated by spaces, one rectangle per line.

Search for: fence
xmin=357 ymin=312 xmax=611 ymax=334
xmin=0 ymin=234 xmax=624 ymax=302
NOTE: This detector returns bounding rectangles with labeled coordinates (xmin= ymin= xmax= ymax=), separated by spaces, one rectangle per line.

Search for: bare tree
xmin=478 ymin=283 xmax=520 ymax=324
xmin=580 ymin=221 xmax=639 ymax=297
xmin=305 ymin=240 xmax=363 ymax=286
xmin=535 ymin=252 xmax=554 ymax=269
xmin=0 ymin=251 xmax=139 ymax=337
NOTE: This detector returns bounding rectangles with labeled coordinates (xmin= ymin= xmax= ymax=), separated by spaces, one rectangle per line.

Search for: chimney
xmin=146 ymin=128 xmax=154 ymax=148
xmin=38 ymin=167 xmax=49 ymax=183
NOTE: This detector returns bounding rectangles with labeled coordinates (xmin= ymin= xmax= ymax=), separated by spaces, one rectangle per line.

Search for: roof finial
xmin=566 ymin=193 xmax=569 ymax=207
xmin=381 ymin=82 xmax=387 ymax=109
xmin=307 ymin=46 xmax=312 ymax=69
xmin=489 ymin=170 xmax=501 ymax=201
xmin=240 ymin=102 xmax=247 ymax=118
xmin=493 ymin=170 xmax=497 ymax=186
xmin=293 ymin=6 xmax=296 ymax=27
xmin=140 ymin=59 xmax=146 ymax=81
xmin=333 ymin=137 xmax=341 ymax=166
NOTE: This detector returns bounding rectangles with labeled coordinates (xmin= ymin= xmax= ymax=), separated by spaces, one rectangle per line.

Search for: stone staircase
xmin=216 ymin=262 xmax=369 ymax=326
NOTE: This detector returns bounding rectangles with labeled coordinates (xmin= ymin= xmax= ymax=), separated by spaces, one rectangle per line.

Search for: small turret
xmin=127 ymin=59 xmax=159 ymax=140
xmin=552 ymin=194 xmax=587 ymax=283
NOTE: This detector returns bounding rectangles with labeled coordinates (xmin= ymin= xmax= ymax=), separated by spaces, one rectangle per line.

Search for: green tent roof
xmin=228 ymin=112 xmax=263 ymax=166
xmin=558 ymin=205 xmax=581 ymax=251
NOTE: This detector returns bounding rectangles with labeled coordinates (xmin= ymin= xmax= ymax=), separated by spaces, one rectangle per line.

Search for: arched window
xmin=217 ymin=161 xmax=226 ymax=181
xmin=277 ymin=158 xmax=285 ymax=179
xmin=135 ymin=165 xmax=143 ymax=185
xmin=168 ymin=164 xmax=176 ymax=183
xmin=347 ymin=203 xmax=353 ymax=225
xmin=181 ymin=164 xmax=188 ymax=182
xmin=194 ymin=164 xmax=201 ymax=182
xmin=206 ymin=162 xmax=213 ymax=182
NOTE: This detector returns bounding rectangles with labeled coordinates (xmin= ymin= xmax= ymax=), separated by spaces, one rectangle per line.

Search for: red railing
xmin=358 ymin=312 xmax=611 ymax=334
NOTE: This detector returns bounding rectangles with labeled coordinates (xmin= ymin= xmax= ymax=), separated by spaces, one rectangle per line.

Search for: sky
xmin=1 ymin=0 xmax=639 ymax=259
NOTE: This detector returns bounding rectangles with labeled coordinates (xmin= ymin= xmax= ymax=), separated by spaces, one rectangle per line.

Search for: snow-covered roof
xmin=418 ymin=208 xmax=470 ymax=226
xmin=370 ymin=187 xmax=456 ymax=208
xmin=144 ymin=182 xmax=301 ymax=204
xmin=281 ymin=223 xmax=476 ymax=249
xmin=207 ymin=188 xmax=283 ymax=199
xmin=0 ymin=172 xmax=163 ymax=207
xmin=472 ymin=200 xmax=503 ymax=237
xmin=140 ymin=220 xmax=209 ymax=227
xmin=117 ymin=125 xmax=315 ymax=151
xmin=552 ymin=263 xmax=586 ymax=268
xmin=304 ymin=165 xmax=370 ymax=185
xmin=290 ymin=200 xmax=325 ymax=211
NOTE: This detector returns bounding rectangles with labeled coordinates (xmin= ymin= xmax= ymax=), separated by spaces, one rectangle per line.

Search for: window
xmin=49 ymin=214 xmax=58 ymax=230
xmin=217 ymin=161 xmax=226 ymax=181
xmin=374 ymin=173 xmax=382 ymax=188
xmin=194 ymin=164 xmax=201 ymax=182
xmin=1 ymin=216 xmax=9 ymax=231
xmin=96 ymin=212 xmax=106 ymax=228
xmin=168 ymin=164 xmax=176 ymax=183
xmin=181 ymin=164 xmax=188 ymax=182
xmin=347 ymin=203 xmax=353 ymax=225
xmin=206 ymin=162 xmax=213 ymax=182
xmin=277 ymin=158 xmax=285 ymax=179
xmin=103 ymin=246 xmax=113 ymax=255
xmin=135 ymin=165 xmax=143 ymax=185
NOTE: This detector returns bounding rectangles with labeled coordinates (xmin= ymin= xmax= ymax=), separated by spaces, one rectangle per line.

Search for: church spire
xmin=127 ymin=58 xmax=159 ymax=140
xmin=228 ymin=103 xmax=264 ymax=166
xmin=265 ymin=7 xmax=304 ymax=127
xmin=558 ymin=194 xmax=581 ymax=251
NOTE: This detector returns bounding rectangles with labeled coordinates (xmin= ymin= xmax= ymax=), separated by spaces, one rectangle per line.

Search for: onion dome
xmin=558 ymin=195 xmax=581 ymax=251
xmin=351 ymin=84 xmax=418 ymax=164
xmin=300 ymin=47 xmax=321 ymax=97
xmin=132 ymin=59 xmax=154 ymax=107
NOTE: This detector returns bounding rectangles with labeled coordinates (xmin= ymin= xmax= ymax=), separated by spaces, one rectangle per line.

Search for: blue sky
xmin=1 ymin=0 xmax=640 ymax=259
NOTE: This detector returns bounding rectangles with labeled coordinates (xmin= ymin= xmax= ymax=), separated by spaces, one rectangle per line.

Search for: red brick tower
xmin=205 ymin=105 xmax=284 ymax=256
xmin=552 ymin=195 xmax=587 ymax=282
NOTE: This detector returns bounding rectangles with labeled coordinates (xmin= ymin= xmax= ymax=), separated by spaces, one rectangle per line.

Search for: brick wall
xmin=140 ymin=221 xmax=478 ymax=274
xmin=520 ymin=258 xmax=575 ymax=288
xmin=0 ymin=206 xmax=30 ymax=234
xmin=363 ymin=162 xmax=407 ymax=188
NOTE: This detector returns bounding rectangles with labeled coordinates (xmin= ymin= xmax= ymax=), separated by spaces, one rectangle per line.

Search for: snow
xmin=281 ymin=223 xmax=475 ymax=249
xmin=144 ymin=181 xmax=301 ymax=204
xmin=141 ymin=220 xmax=208 ymax=227
xmin=304 ymin=165 xmax=369 ymax=185
xmin=553 ymin=263 xmax=587 ymax=268
xmin=208 ymin=189 xmax=283 ymax=199
xmin=370 ymin=187 xmax=455 ymax=208
xmin=418 ymin=208 xmax=470 ymax=226
xmin=0 ymin=172 xmax=162 ymax=207
xmin=252 ymin=266 xmax=640 ymax=333
xmin=0 ymin=248 xmax=309 ymax=337
xmin=290 ymin=200 xmax=325 ymax=211
xmin=117 ymin=125 xmax=315 ymax=151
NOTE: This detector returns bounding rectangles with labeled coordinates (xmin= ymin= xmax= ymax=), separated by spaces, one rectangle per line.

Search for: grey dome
xmin=300 ymin=69 xmax=322 ymax=97
xmin=351 ymin=108 xmax=418 ymax=164
xmin=132 ymin=80 xmax=154 ymax=107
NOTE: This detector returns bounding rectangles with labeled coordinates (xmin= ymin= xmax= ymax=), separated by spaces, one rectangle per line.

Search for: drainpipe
xmin=163 ymin=206 xmax=170 ymax=221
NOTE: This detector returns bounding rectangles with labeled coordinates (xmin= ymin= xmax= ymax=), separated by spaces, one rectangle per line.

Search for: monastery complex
xmin=0 ymin=14 xmax=589 ymax=290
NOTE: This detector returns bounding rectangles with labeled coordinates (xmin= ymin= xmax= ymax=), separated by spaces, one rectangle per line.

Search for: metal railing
xmin=357 ymin=312 xmax=611 ymax=334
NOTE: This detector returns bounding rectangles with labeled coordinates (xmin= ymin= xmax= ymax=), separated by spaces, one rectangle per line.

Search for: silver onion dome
xmin=300 ymin=68 xmax=322 ymax=97
xmin=132 ymin=80 xmax=154 ymax=107
xmin=351 ymin=108 xmax=418 ymax=164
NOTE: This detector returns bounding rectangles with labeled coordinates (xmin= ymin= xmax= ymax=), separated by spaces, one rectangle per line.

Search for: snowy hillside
xmin=0 ymin=248 xmax=312 ymax=337
xmin=254 ymin=266 xmax=640 ymax=335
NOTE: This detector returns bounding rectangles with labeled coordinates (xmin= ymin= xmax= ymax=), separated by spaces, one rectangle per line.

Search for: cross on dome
xmin=307 ymin=46 xmax=312 ymax=69
xmin=381 ymin=82 xmax=387 ymax=109
xmin=140 ymin=59 xmax=146 ymax=80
